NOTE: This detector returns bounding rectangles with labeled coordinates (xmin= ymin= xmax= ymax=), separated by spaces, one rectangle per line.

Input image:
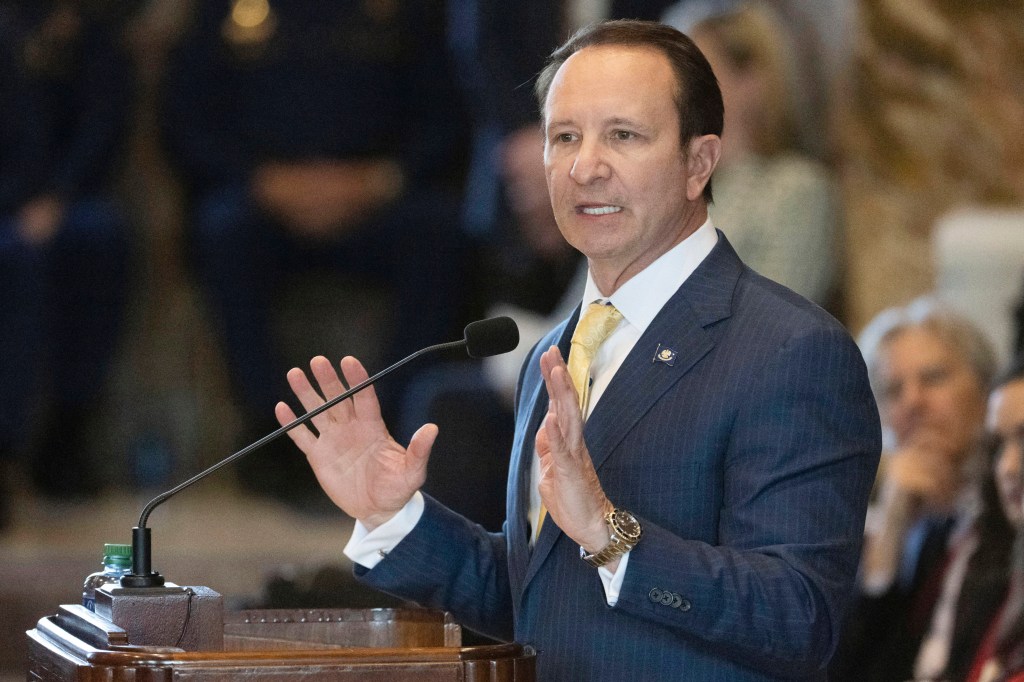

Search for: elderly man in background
xmin=832 ymin=297 xmax=1013 ymax=682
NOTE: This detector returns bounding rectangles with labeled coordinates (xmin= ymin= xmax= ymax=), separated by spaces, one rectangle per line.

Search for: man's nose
xmin=569 ymin=141 xmax=611 ymax=184
xmin=897 ymin=380 xmax=925 ymax=412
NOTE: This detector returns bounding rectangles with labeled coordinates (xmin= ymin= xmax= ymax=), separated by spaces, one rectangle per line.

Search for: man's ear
xmin=684 ymin=135 xmax=722 ymax=201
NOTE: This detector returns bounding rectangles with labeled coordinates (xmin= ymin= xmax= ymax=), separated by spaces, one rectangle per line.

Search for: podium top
xmin=27 ymin=605 xmax=536 ymax=682
xmin=224 ymin=607 xmax=462 ymax=649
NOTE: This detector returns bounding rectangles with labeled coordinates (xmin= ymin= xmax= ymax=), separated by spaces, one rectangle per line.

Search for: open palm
xmin=275 ymin=355 xmax=437 ymax=529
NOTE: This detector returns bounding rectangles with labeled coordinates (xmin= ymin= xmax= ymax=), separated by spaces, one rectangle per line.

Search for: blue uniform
xmin=0 ymin=2 xmax=132 ymax=498
xmin=162 ymin=0 xmax=468 ymax=419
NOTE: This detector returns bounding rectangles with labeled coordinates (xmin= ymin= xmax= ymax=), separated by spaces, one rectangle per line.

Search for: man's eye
xmin=556 ymin=133 xmax=576 ymax=143
xmin=920 ymin=367 xmax=951 ymax=387
xmin=613 ymin=130 xmax=635 ymax=141
xmin=881 ymin=380 xmax=902 ymax=403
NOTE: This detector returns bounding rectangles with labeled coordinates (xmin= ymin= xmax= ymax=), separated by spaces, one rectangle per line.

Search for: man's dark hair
xmin=534 ymin=20 xmax=724 ymax=203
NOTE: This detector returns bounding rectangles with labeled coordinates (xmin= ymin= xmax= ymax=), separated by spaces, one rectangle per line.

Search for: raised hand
xmin=275 ymin=355 xmax=437 ymax=530
xmin=882 ymin=431 xmax=966 ymax=514
xmin=535 ymin=346 xmax=614 ymax=558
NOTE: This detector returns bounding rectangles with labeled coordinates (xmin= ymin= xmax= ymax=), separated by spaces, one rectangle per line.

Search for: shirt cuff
xmin=597 ymin=551 xmax=630 ymax=606
xmin=343 ymin=492 xmax=425 ymax=569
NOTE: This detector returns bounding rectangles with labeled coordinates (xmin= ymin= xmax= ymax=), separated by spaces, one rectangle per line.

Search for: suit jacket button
xmin=678 ymin=598 xmax=691 ymax=612
xmin=648 ymin=588 xmax=663 ymax=603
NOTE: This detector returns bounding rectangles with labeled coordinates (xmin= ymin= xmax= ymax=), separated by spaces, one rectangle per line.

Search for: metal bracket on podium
xmin=94 ymin=583 xmax=224 ymax=651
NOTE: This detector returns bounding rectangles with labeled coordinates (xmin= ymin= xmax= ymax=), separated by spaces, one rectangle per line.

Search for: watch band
xmin=580 ymin=508 xmax=642 ymax=568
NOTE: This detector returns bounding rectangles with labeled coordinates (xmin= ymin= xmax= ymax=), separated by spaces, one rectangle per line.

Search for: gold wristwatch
xmin=580 ymin=508 xmax=642 ymax=568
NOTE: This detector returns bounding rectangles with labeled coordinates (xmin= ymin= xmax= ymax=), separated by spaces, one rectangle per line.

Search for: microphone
xmin=122 ymin=317 xmax=519 ymax=588
xmin=464 ymin=315 xmax=519 ymax=358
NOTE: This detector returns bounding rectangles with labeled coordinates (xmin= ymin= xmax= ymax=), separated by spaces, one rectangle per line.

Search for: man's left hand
xmin=536 ymin=346 xmax=615 ymax=565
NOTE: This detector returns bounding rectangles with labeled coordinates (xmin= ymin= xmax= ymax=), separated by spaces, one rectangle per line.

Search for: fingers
xmin=275 ymin=401 xmax=318 ymax=453
xmin=540 ymin=346 xmax=582 ymax=410
xmin=539 ymin=348 xmax=585 ymax=455
xmin=339 ymin=355 xmax=383 ymax=421
xmin=286 ymin=363 xmax=324 ymax=413
xmin=286 ymin=360 xmax=345 ymax=433
xmin=536 ymin=396 xmax=584 ymax=486
xmin=539 ymin=346 xmax=562 ymax=382
xmin=407 ymin=423 xmax=439 ymax=467
xmin=311 ymin=355 xmax=349 ymax=401
xmin=539 ymin=402 xmax=566 ymax=457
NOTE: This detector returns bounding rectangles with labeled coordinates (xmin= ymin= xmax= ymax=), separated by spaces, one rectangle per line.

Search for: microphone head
xmin=464 ymin=316 xmax=519 ymax=359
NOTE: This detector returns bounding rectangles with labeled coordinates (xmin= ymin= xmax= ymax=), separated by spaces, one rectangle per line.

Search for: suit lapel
xmin=522 ymin=233 xmax=743 ymax=588
xmin=583 ymin=235 xmax=740 ymax=466
xmin=582 ymin=297 xmax=712 ymax=469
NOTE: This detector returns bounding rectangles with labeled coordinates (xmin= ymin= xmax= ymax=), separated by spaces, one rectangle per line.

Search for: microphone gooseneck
xmin=124 ymin=317 xmax=520 ymax=587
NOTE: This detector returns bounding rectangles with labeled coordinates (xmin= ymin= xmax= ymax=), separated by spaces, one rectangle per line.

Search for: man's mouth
xmin=578 ymin=205 xmax=622 ymax=216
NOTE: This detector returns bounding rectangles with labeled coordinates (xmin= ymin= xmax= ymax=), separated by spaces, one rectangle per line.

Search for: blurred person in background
xmin=663 ymin=0 xmax=838 ymax=307
xmin=964 ymin=356 xmax=1024 ymax=682
xmin=159 ymin=0 xmax=469 ymax=509
xmin=0 ymin=0 xmax=134 ymax=520
xmin=831 ymin=297 xmax=1015 ymax=682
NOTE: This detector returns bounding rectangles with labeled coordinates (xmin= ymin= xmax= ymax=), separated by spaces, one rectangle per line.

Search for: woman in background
xmin=966 ymin=356 xmax=1024 ymax=682
xmin=664 ymin=0 xmax=839 ymax=306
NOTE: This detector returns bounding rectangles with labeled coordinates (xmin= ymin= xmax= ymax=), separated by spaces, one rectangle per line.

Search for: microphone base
xmin=95 ymin=584 xmax=224 ymax=651
xmin=120 ymin=572 xmax=166 ymax=588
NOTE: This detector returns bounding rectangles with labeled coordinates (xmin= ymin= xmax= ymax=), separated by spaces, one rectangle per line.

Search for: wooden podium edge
xmin=28 ymin=608 xmax=536 ymax=682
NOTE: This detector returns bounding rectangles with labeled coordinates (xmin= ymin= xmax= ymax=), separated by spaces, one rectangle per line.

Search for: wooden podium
xmin=27 ymin=604 xmax=535 ymax=681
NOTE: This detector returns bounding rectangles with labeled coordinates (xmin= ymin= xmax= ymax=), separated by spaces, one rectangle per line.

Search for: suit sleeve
xmin=612 ymin=323 xmax=881 ymax=677
xmin=353 ymin=334 xmax=555 ymax=644
xmin=355 ymin=495 xmax=516 ymax=642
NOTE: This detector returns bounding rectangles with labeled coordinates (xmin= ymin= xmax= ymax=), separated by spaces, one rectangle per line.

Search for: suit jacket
xmin=359 ymin=234 xmax=882 ymax=680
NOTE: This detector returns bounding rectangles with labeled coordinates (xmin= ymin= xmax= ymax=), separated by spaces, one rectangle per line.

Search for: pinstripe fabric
xmin=359 ymin=232 xmax=882 ymax=681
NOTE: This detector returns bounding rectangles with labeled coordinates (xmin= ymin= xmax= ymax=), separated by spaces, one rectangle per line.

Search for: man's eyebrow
xmin=545 ymin=119 xmax=575 ymax=130
xmin=606 ymin=117 xmax=649 ymax=130
xmin=545 ymin=117 xmax=653 ymax=131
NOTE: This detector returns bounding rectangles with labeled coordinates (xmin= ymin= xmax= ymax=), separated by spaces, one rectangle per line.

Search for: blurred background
xmin=1 ymin=0 xmax=1022 ymax=679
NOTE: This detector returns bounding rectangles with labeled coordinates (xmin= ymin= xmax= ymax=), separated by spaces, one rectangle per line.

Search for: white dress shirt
xmin=345 ymin=219 xmax=719 ymax=606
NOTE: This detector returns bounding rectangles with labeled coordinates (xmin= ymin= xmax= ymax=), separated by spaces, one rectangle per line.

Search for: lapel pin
xmin=653 ymin=344 xmax=677 ymax=366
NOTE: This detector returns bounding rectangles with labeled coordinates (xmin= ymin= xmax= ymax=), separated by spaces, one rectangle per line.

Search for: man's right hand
xmin=860 ymin=434 xmax=966 ymax=592
xmin=274 ymin=355 xmax=437 ymax=530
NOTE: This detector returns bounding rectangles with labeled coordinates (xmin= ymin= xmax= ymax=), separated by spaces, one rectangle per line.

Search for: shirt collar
xmin=580 ymin=218 xmax=718 ymax=334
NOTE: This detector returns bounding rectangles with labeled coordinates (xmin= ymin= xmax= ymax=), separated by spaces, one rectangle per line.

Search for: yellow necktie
xmin=567 ymin=302 xmax=624 ymax=415
xmin=536 ymin=302 xmax=622 ymax=537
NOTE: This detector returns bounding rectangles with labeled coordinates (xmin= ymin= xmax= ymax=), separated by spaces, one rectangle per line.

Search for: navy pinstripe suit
xmin=358 ymin=233 xmax=882 ymax=680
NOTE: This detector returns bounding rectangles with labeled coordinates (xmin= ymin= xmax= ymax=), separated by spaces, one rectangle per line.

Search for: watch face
xmin=612 ymin=510 xmax=642 ymax=540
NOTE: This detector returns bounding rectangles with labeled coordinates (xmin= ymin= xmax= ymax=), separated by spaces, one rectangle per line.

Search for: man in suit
xmin=277 ymin=20 xmax=881 ymax=680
